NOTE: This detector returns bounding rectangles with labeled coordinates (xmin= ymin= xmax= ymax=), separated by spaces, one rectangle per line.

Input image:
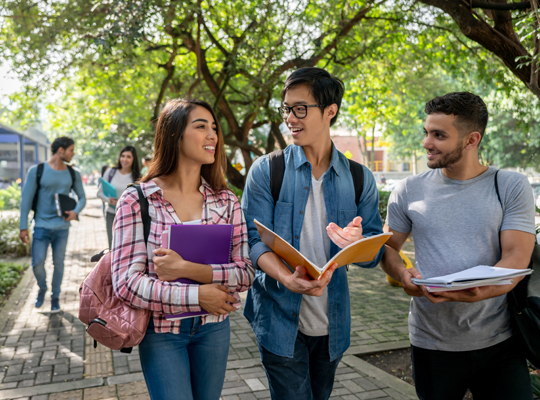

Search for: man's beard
xmin=427 ymin=139 xmax=464 ymax=169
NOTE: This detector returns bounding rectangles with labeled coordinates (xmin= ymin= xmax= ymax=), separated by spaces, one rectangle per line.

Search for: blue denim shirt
xmin=241 ymin=143 xmax=384 ymax=361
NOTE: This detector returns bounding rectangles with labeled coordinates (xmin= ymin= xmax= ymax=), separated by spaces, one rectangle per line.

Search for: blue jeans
xmin=139 ymin=317 xmax=230 ymax=400
xmin=258 ymin=332 xmax=342 ymax=400
xmin=32 ymin=227 xmax=70 ymax=299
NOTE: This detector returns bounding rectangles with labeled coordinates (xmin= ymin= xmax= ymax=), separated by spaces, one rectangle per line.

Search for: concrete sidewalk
xmin=0 ymin=187 xmax=417 ymax=400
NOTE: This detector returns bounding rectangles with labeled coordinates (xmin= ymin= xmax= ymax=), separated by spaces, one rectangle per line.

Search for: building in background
xmin=0 ymin=124 xmax=50 ymax=187
xmin=330 ymin=127 xmax=428 ymax=180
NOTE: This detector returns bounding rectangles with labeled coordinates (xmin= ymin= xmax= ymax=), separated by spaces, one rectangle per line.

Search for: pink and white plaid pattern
xmin=111 ymin=179 xmax=254 ymax=333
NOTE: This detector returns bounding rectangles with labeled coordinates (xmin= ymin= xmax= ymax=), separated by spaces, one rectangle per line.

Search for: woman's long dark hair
xmin=141 ymin=99 xmax=228 ymax=192
xmin=115 ymin=145 xmax=141 ymax=182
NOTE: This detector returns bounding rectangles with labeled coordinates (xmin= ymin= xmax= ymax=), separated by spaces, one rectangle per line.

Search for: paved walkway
xmin=0 ymin=187 xmax=417 ymax=400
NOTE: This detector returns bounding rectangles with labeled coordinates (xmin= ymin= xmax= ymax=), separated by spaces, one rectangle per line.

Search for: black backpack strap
xmin=32 ymin=163 xmax=45 ymax=213
xmin=108 ymin=168 xmax=117 ymax=183
xmin=348 ymin=160 xmax=364 ymax=207
xmin=132 ymin=184 xmax=151 ymax=245
xmin=269 ymin=150 xmax=285 ymax=204
xmin=67 ymin=165 xmax=76 ymax=192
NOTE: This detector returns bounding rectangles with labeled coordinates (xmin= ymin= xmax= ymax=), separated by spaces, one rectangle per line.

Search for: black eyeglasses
xmin=278 ymin=105 xmax=322 ymax=119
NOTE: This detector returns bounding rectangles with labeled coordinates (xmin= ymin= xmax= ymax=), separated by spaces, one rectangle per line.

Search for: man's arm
xmin=380 ymin=225 xmax=423 ymax=297
xmin=423 ymin=230 xmax=535 ymax=303
xmin=326 ymin=165 xmax=385 ymax=267
xmin=70 ymin=170 xmax=87 ymax=219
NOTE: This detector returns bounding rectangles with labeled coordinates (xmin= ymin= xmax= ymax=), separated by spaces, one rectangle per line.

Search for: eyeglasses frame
xmin=277 ymin=104 xmax=324 ymax=120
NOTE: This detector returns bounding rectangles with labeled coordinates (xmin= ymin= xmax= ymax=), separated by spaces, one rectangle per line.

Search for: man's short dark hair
xmin=425 ymin=92 xmax=488 ymax=141
xmin=51 ymin=136 xmax=74 ymax=154
xmin=281 ymin=67 xmax=345 ymax=126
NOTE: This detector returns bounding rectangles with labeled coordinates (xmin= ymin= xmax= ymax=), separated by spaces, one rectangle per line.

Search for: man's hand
xmin=421 ymin=285 xmax=496 ymax=304
xmin=326 ymin=217 xmax=363 ymax=249
xmin=400 ymin=267 xmax=424 ymax=297
xmin=64 ymin=211 xmax=77 ymax=222
xmin=152 ymin=248 xmax=187 ymax=281
xmin=283 ymin=263 xmax=337 ymax=296
xmin=109 ymin=197 xmax=118 ymax=206
xmin=19 ymin=229 xmax=29 ymax=244
xmin=198 ymin=284 xmax=238 ymax=316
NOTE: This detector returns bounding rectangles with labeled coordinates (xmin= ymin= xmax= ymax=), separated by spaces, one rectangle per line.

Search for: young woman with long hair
xmin=97 ymin=145 xmax=141 ymax=249
xmin=111 ymin=99 xmax=254 ymax=400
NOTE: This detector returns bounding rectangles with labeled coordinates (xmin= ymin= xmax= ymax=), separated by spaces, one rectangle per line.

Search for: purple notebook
xmin=160 ymin=224 xmax=233 ymax=321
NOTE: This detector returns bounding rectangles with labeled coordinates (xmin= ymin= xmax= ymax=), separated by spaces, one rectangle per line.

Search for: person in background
xmin=380 ymin=174 xmax=386 ymax=185
xmin=111 ymin=98 xmax=254 ymax=400
xmin=19 ymin=137 xmax=86 ymax=313
xmin=97 ymin=145 xmax=141 ymax=249
xmin=141 ymin=156 xmax=152 ymax=176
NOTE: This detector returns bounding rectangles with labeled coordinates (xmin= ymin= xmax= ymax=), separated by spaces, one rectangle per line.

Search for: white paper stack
xmin=411 ymin=266 xmax=533 ymax=292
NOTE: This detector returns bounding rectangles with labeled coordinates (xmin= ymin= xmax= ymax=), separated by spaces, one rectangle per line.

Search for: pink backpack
xmin=78 ymin=185 xmax=151 ymax=353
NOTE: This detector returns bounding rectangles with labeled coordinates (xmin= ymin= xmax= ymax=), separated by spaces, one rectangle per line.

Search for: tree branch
xmin=224 ymin=138 xmax=264 ymax=157
xmin=471 ymin=0 xmax=531 ymax=9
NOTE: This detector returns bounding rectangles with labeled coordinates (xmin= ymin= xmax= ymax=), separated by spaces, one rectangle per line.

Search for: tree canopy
xmin=1 ymin=0 xmax=539 ymax=185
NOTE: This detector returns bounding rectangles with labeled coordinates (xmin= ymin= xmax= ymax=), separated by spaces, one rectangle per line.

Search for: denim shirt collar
xmin=292 ymin=142 xmax=343 ymax=177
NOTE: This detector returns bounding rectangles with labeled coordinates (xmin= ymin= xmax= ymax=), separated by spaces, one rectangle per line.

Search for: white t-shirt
xmin=97 ymin=168 xmax=135 ymax=214
xmin=298 ymin=175 xmax=331 ymax=336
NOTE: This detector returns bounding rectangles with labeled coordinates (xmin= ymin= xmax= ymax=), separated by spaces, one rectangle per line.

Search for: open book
xmin=411 ymin=266 xmax=533 ymax=292
xmin=254 ymin=219 xmax=392 ymax=280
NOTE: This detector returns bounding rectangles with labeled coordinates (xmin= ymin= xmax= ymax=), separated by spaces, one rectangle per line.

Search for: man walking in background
xmin=19 ymin=137 xmax=86 ymax=313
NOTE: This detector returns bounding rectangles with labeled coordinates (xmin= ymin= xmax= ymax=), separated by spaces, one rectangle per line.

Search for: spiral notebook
xmin=160 ymin=224 xmax=234 ymax=320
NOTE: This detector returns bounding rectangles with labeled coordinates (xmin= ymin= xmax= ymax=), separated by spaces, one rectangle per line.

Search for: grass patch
xmin=0 ymin=261 xmax=28 ymax=306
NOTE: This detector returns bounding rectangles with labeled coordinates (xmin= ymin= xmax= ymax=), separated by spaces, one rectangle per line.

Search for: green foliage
xmin=0 ymin=262 xmax=28 ymax=300
xmin=0 ymin=183 xmax=21 ymax=211
xmin=0 ymin=217 xmax=30 ymax=257
xmin=378 ymin=189 xmax=391 ymax=223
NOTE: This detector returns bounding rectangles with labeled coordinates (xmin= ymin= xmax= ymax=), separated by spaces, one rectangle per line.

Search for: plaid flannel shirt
xmin=111 ymin=179 xmax=254 ymax=333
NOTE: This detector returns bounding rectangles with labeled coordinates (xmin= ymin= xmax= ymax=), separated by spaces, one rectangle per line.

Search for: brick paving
xmin=0 ymin=187 xmax=417 ymax=399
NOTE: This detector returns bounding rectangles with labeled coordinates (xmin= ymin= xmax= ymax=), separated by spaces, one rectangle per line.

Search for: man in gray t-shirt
xmin=382 ymin=92 xmax=534 ymax=400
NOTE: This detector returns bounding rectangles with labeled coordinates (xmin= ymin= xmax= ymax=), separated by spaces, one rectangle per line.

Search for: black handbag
xmin=495 ymin=170 xmax=540 ymax=369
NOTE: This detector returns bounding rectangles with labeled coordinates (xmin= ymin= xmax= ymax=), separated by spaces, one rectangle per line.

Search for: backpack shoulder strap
xmin=348 ymin=160 xmax=364 ymax=207
xmin=36 ymin=163 xmax=44 ymax=186
xmin=269 ymin=150 xmax=285 ymax=204
xmin=108 ymin=168 xmax=117 ymax=183
xmin=32 ymin=163 xmax=45 ymax=213
xmin=132 ymin=184 xmax=151 ymax=245
xmin=67 ymin=165 xmax=76 ymax=191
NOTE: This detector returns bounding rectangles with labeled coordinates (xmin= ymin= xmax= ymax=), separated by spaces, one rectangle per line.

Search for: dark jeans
xmin=139 ymin=317 xmax=230 ymax=400
xmin=411 ymin=336 xmax=533 ymax=400
xmin=258 ymin=332 xmax=342 ymax=400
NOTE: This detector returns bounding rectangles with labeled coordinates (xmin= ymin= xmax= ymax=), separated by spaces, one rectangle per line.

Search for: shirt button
xmin=305 ymin=186 xmax=309 ymax=190
xmin=295 ymin=235 xmax=298 ymax=239
xmin=299 ymin=211 xmax=303 ymax=215
xmin=293 ymin=313 xmax=297 ymax=317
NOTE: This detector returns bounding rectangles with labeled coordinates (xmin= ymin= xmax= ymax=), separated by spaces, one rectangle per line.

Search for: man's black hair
xmin=281 ymin=67 xmax=345 ymax=126
xmin=51 ymin=136 xmax=75 ymax=154
xmin=425 ymin=92 xmax=489 ymax=142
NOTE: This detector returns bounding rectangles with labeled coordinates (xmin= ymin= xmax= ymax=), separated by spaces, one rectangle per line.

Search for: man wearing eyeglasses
xmin=241 ymin=67 xmax=384 ymax=400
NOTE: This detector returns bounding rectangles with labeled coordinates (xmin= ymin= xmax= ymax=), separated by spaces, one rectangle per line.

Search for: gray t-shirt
xmin=298 ymin=175 xmax=331 ymax=336
xmin=386 ymin=167 xmax=535 ymax=351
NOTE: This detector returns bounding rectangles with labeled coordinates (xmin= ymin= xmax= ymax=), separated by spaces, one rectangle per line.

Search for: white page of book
xmin=413 ymin=265 xmax=532 ymax=284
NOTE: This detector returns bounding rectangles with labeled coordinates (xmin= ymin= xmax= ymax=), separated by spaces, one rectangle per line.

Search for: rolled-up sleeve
xmin=111 ymin=188 xmax=201 ymax=314
xmin=210 ymin=194 xmax=255 ymax=292
xmin=353 ymin=166 xmax=385 ymax=268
